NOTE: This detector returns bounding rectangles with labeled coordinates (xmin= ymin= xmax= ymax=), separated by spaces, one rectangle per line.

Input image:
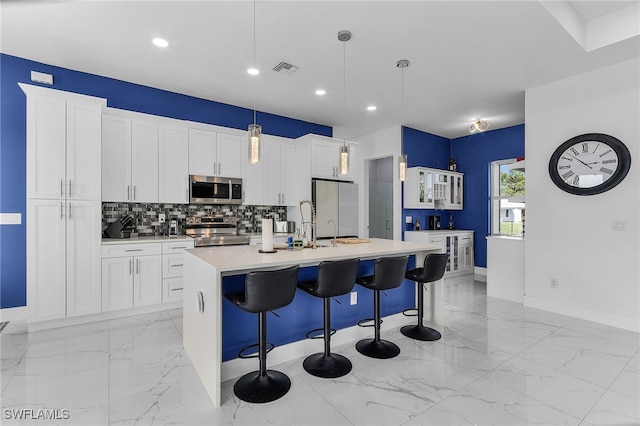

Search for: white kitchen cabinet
xmin=244 ymin=135 xmax=296 ymax=206
xmin=102 ymin=113 xmax=159 ymax=202
xmin=101 ymin=243 xmax=163 ymax=311
xmin=159 ymin=124 xmax=189 ymax=203
xmin=188 ymin=128 xmax=243 ymax=178
xmin=311 ymin=138 xmax=353 ymax=181
xmin=404 ymin=167 xmax=463 ymax=210
xmin=21 ymin=84 xmax=105 ymax=323
xmin=405 ymin=230 xmax=474 ymax=277
xmin=161 ymin=240 xmax=194 ymax=303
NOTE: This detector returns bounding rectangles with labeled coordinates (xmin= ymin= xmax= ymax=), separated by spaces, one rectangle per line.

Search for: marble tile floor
xmin=1 ymin=276 xmax=638 ymax=425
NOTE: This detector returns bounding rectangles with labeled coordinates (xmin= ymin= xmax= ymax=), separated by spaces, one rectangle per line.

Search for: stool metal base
xmin=303 ymin=353 xmax=352 ymax=378
xmin=400 ymin=324 xmax=442 ymax=341
xmin=233 ymin=370 xmax=291 ymax=403
xmin=355 ymin=338 xmax=400 ymax=359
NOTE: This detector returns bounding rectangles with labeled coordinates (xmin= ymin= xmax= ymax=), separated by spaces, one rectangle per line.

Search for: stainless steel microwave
xmin=189 ymin=175 xmax=243 ymax=205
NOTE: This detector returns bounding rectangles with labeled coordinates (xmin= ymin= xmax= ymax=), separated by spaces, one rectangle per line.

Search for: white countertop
xmin=102 ymin=235 xmax=194 ymax=245
xmin=406 ymin=229 xmax=474 ymax=234
xmin=485 ymin=235 xmax=524 ymax=241
xmin=186 ymin=238 xmax=442 ymax=274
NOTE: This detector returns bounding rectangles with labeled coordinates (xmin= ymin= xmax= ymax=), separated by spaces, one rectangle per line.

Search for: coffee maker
xmin=428 ymin=215 xmax=441 ymax=230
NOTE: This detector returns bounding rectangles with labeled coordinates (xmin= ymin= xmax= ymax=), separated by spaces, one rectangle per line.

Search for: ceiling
xmin=2 ymin=1 xmax=638 ymax=139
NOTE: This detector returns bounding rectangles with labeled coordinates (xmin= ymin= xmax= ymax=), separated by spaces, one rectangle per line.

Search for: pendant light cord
xmin=252 ymin=0 xmax=257 ymax=126
xmin=342 ymin=35 xmax=346 ymax=146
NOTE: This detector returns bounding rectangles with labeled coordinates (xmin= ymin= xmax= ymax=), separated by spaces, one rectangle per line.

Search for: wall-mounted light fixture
xmin=338 ymin=30 xmax=352 ymax=175
xmin=469 ymin=119 xmax=489 ymax=133
xmin=247 ymin=0 xmax=261 ymax=164
xmin=397 ymin=59 xmax=410 ymax=181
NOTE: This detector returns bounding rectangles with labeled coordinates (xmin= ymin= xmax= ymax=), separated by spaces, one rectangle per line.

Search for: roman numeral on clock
xmin=570 ymin=148 xmax=579 ymax=156
xmin=602 ymin=159 xmax=617 ymax=164
xmin=558 ymin=165 xmax=571 ymax=170
xmin=600 ymin=167 xmax=613 ymax=174
xmin=582 ymin=143 xmax=589 ymax=153
xmin=562 ymin=170 xmax=575 ymax=179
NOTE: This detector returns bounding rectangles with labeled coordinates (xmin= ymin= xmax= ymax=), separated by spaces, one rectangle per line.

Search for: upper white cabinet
xmin=244 ymin=135 xmax=296 ymax=206
xmin=188 ymin=128 xmax=243 ymax=178
xmin=25 ymin=87 xmax=102 ymax=201
xmin=404 ymin=166 xmax=463 ymax=210
xmin=21 ymin=83 xmax=105 ymax=323
xmin=102 ymin=113 xmax=159 ymax=203
xmin=311 ymin=138 xmax=354 ymax=181
xmin=159 ymin=123 xmax=189 ymax=203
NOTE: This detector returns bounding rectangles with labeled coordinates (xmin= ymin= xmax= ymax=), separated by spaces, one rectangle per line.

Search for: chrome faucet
xmin=299 ymin=199 xmax=317 ymax=249
xmin=327 ymin=219 xmax=337 ymax=247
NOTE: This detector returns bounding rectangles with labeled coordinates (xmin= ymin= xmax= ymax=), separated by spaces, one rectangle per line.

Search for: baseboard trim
xmin=523 ymin=296 xmax=640 ymax=332
xmin=0 ymin=306 xmax=27 ymax=322
xmin=221 ymin=312 xmax=415 ymax=382
xmin=474 ymin=267 xmax=487 ymax=281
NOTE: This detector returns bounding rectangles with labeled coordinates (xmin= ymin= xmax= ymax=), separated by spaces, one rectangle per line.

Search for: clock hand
xmin=570 ymin=154 xmax=593 ymax=169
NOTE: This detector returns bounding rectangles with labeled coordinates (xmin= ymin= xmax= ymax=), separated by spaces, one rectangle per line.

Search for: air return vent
xmin=272 ymin=60 xmax=300 ymax=76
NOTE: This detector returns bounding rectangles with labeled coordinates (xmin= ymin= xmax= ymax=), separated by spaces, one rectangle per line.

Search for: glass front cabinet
xmin=404 ymin=167 xmax=463 ymax=210
xmin=404 ymin=230 xmax=474 ymax=277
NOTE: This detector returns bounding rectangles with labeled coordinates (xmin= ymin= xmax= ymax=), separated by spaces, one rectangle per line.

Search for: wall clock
xmin=549 ymin=133 xmax=631 ymax=195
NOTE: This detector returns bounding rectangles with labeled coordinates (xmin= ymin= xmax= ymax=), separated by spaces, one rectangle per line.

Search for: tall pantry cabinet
xmin=20 ymin=84 xmax=106 ymax=323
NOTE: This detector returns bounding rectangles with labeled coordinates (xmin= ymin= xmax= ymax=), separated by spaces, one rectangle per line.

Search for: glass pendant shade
xmin=248 ymin=123 xmax=261 ymax=164
xmin=399 ymin=154 xmax=408 ymax=181
xmin=339 ymin=144 xmax=349 ymax=175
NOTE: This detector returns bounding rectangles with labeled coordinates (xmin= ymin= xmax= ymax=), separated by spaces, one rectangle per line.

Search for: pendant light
xmin=338 ymin=30 xmax=351 ymax=175
xmin=247 ymin=0 xmax=261 ymax=164
xmin=397 ymin=59 xmax=409 ymax=181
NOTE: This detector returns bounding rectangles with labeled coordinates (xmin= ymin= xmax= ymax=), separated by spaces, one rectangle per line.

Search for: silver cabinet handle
xmin=171 ymin=246 xmax=189 ymax=250
xmin=170 ymin=287 xmax=183 ymax=292
xmin=281 ymin=193 xmax=285 ymax=204
xmin=125 ymin=249 xmax=143 ymax=252
xmin=129 ymin=259 xmax=132 ymax=275
xmin=60 ymin=202 xmax=64 ymax=219
xmin=68 ymin=180 xmax=72 ymax=197
xmin=60 ymin=180 xmax=65 ymax=197
xmin=133 ymin=186 xmax=137 ymax=201
xmin=127 ymin=185 xmax=131 ymax=201
xmin=213 ymin=162 xmax=217 ymax=175
xmin=218 ymin=162 xmax=221 ymax=175
xmin=68 ymin=204 xmax=72 ymax=220
xmin=135 ymin=258 xmax=139 ymax=275
xmin=170 ymin=264 xmax=184 ymax=268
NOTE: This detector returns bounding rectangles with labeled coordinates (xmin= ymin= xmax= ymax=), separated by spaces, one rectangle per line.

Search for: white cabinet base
xmin=486 ymin=236 xmax=524 ymax=303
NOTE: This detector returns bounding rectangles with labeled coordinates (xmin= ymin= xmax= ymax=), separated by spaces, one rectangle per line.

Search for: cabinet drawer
xmin=162 ymin=240 xmax=194 ymax=253
xmin=428 ymin=236 xmax=445 ymax=244
xmin=163 ymin=277 xmax=183 ymax=303
xmin=102 ymin=243 xmax=162 ymax=258
xmin=163 ymin=253 xmax=185 ymax=278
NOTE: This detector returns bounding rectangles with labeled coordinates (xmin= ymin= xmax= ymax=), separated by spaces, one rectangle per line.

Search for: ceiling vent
xmin=272 ymin=60 xmax=300 ymax=76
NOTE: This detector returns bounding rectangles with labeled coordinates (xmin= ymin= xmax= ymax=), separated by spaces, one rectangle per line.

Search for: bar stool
xmin=298 ymin=258 xmax=360 ymax=378
xmin=223 ymin=265 xmax=300 ymax=403
xmin=401 ymin=253 xmax=449 ymax=341
xmin=355 ymin=256 xmax=409 ymax=359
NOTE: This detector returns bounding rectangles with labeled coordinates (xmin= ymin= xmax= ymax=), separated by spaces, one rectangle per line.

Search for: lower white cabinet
xmin=405 ymin=230 xmax=474 ymax=277
xmin=161 ymin=240 xmax=194 ymax=302
xmin=101 ymin=243 xmax=162 ymax=311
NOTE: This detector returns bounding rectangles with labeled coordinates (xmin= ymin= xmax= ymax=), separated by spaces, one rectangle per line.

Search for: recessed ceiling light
xmin=315 ymin=89 xmax=326 ymax=96
xmin=367 ymin=105 xmax=377 ymax=111
xmin=247 ymin=68 xmax=260 ymax=76
xmin=152 ymin=38 xmax=169 ymax=48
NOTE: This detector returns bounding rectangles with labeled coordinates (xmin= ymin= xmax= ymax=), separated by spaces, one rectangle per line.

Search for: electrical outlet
xmin=350 ymin=291 xmax=357 ymax=305
xmin=159 ymin=213 xmax=166 ymax=223
xmin=550 ymin=278 xmax=558 ymax=288
xmin=611 ymin=220 xmax=627 ymax=231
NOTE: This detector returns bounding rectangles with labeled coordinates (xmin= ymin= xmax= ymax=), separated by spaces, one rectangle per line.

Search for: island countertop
xmin=186 ymin=238 xmax=442 ymax=274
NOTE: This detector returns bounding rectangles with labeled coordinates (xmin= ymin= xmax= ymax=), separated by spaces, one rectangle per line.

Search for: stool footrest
xmin=402 ymin=308 xmax=418 ymax=317
xmin=305 ymin=327 xmax=336 ymax=340
xmin=238 ymin=342 xmax=275 ymax=359
xmin=357 ymin=318 xmax=382 ymax=328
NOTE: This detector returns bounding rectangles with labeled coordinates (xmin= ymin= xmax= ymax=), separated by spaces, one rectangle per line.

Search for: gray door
xmin=368 ymin=157 xmax=393 ymax=239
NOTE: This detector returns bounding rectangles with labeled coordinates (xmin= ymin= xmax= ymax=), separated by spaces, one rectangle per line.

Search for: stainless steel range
xmin=185 ymin=216 xmax=250 ymax=247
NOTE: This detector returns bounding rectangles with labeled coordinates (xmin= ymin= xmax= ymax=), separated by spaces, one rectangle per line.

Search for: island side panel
xmin=183 ymin=251 xmax=222 ymax=407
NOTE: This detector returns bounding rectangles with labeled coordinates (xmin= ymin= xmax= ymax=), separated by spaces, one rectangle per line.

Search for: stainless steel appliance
xmin=274 ymin=221 xmax=295 ymax=233
xmin=189 ymin=175 xmax=243 ymax=205
xmin=312 ymin=179 xmax=358 ymax=239
xmin=428 ymin=215 xmax=441 ymax=230
xmin=185 ymin=215 xmax=249 ymax=247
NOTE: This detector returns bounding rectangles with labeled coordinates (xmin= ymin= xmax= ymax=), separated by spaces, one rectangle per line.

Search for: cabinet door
xmin=459 ymin=234 xmax=474 ymax=272
xmin=131 ymin=118 xmax=159 ymax=202
xmin=263 ymin=137 xmax=282 ymax=205
xmin=280 ymin=141 xmax=296 ymax=205
xmin=102 ymin=257 xmax=134 ymax=312
xmin=66 ymin=201 xmax=102 ymax=317
xmin=66 ymin=101 xmax=102 ymax=201
xmin=134 ymin=255 xmax=163 ymax=307
xmin=26 ymin=95 xmax=66 ymax=199
xmin=27 ymin=199 xmax=66 ymax=321
xmin=216 ymin=133 xmax=243 ymax=178
xmin=188 ymin=128 xmax=217 ymax=176
xmin=312 ymin=141 xmax=338 ymax=179
xmin=102 ymin=114 xmax=132 ymax=201
xmin=159 ymin=124 xmax=189 ymax=203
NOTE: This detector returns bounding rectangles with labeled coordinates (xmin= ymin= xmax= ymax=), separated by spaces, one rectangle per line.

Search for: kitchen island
xmin=183 ymin=238 xmax=442 ymax=407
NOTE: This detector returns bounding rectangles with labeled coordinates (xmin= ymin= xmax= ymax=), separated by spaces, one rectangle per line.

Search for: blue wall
xmin=450 ymin=125 xmax=525 ymax=267
xmin=400 ymin=124 xmax=525 ymax=268
xmin=0 ymin=53 xmax=332 ymax=309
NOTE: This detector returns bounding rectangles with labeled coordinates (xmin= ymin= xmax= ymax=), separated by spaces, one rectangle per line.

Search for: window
xmin=491 ymin=158 xmax=525 ymax=236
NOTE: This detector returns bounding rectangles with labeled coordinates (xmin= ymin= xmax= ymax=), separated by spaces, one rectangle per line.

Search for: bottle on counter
xmin=448 ymin=214 xmax=454 ymax=230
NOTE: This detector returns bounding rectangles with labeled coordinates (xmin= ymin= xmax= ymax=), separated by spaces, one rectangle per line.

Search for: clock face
xmin=549 ymin=133 xmax=631 ymax=195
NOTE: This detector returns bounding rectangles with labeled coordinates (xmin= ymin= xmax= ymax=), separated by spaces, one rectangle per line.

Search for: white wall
xmin=353 ymin=126 xmax=402 ymax=239
xmin=524 ymin=58 xmax=640 ymax=331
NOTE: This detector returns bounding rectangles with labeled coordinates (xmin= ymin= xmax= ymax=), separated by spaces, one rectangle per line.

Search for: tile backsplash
xmin=102 ymin=203 xmax=287 ymax=236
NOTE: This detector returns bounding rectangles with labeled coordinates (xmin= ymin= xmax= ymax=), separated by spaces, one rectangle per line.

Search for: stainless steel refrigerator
xmin=312 ymin=179 xmax=358 ymax=239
